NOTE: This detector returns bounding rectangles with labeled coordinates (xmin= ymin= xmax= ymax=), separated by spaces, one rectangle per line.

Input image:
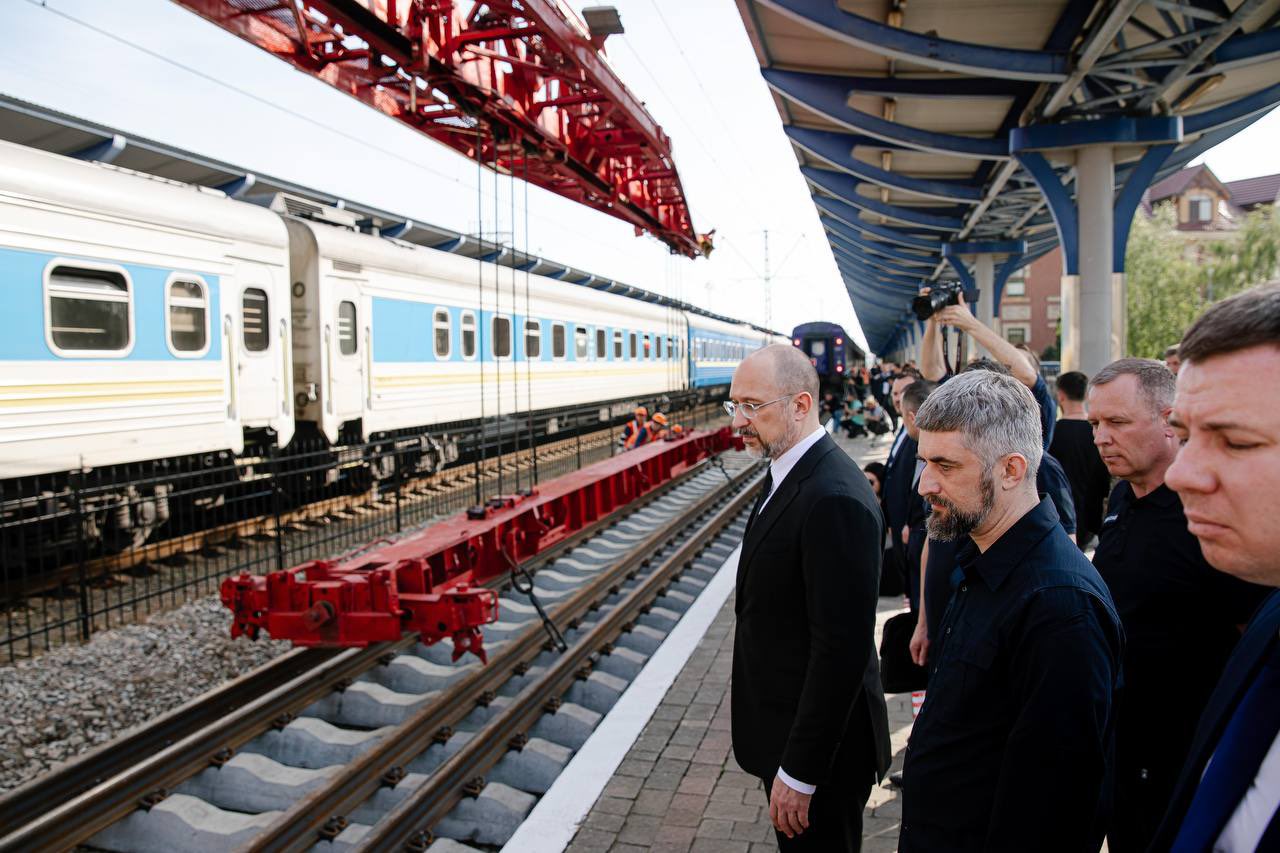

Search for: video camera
xmin=911 ymin=281 xmax=980 ymax=321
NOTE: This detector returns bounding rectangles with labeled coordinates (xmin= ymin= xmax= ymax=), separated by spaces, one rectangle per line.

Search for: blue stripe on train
xmin=0 ymin=246 xmax=221 ymax=361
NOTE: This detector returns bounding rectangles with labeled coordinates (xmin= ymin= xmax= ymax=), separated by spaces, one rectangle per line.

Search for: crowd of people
xmin=723 ymin=280 xmax=1280 ymax=852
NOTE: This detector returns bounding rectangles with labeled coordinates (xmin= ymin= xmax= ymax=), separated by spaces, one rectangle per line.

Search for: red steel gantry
xmin=172 ymin=0 xmax=708 ymax=257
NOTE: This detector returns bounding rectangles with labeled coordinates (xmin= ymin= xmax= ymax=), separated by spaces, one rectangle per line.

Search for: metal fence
xmin=0 ymin=401 xmax=725 ymax=662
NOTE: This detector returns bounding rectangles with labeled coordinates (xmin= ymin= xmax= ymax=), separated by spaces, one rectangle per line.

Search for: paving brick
xmin=566 ymin=827 xmax=616 ymax=852
xmin=709 ymin=786 xmax=744 ymax=804
xmin=652 ymin=704 xmax=684 ymax=721
xmin=677 ymin=776 xmax=716 ymax=796
xmin=602 ymin=775 xmax=643 ymax=800
xmin=654 ymin=757 xmax=691 ymax=775
xmin=729 ymin=820 xmax=774 ymax=843
xmin=665 ymin=806 xmax=706 ymax=827
xmin=582 ymin=810 xmax=625 ymax=833
xmin=615 ymin=757 xmax=656 ymax=778
xmin=683 ymin=763 xmax=720 ymax=780
xmin=631 ymin=789 xmax=675 ymax=816
xmin=618 ymin=814 xmax=664 ymax=846
xmin=592 ymin=795 xmax=633 ymax=816
xmin=695 ymin=818 xmax=735 ymax=839
xmin=643 ymin=770 xmax=685 ymax=791
xmin=613 ymin=845 xmax=648 ymax=853
xmin=661 ymin=743 xmax=697 ymax=761
xmin=689 ymin=839 xmax=750 ymax=853
xmin=702 ymin=801 xmax=760 ymax=823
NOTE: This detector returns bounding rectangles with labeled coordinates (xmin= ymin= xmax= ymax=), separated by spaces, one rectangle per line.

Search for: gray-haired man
xmin=898 ymin=371 xmax=1124 ymax=853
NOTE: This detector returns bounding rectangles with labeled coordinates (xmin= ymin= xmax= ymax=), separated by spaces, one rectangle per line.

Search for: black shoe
xmin=887 ymin=771 xmax=904 ymax=790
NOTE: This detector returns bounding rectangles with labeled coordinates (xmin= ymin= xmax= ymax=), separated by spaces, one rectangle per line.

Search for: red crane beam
xmin=171 ymin=0 xmax=709 ymax=257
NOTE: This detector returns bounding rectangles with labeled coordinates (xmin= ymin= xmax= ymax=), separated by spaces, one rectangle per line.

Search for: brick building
xmin=999 ymin=165 xmax=1279 ymax=358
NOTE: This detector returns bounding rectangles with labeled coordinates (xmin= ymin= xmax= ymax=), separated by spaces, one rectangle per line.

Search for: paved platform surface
xmin=565 ymin=432 xmax=914 ymax=853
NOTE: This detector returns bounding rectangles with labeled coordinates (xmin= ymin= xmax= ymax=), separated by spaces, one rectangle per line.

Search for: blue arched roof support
xmin=757 ymin=0 xmax=1068 ymax=81
xmin=1113 ymin=143 xmax=1177 ymax=273
xmin=830 ymin=238 xmax=935 ymax=279
xmin=546 ymin=265 xmax=572 ymax=279
xmin=787 ymin=127 xmax=984 ymax=203
xmin=1012 ymin=152 xmax=1080 ymax=276
xmin=1183 ymin=81 xmax=1280 ymax=134
xmin=838 ymin=267 xmax=924 ymax=296
xmin=821 ymin=217 xmax=937 ymax=266
xmin=994 ymin=255 xmax=1028 ymax=311
xmin=380 ymin=219 xmax=414 ymax=239
xmin=764 ymin=69 xmax=1010 ymax=160
xmin=837 ymin=261 xmax=927 ymax=292
xmin=804 ymin=168 xmax=967 ymax=231
xmin=516 ymin=257 xmax=540 ymax=272
xmin=813 ymin=196 xmax=944 ymax=250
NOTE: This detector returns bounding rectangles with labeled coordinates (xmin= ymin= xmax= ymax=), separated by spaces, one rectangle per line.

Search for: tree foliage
xmin=1125 ymin=203 xmax=1280 ymax=358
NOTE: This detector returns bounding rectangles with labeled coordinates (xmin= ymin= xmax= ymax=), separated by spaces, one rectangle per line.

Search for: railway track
xmin=0 ymin=448 xmax=761 ymax=852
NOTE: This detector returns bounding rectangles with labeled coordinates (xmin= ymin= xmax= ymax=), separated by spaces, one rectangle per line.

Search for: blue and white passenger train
xmin=0 ymin=140 xmax=780 ymax=547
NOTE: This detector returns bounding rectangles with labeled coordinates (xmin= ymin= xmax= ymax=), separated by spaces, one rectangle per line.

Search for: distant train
xmin=790 ymin=322 xmax=864 ymax=393
xmin=0 ymin=140 xmax=784 ymax=550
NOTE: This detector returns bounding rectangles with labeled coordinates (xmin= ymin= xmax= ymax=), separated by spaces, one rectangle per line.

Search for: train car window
xmin=433 ymin=308 xmax=451 ymax=358
xmin=337 ymin=301 xmax=358 ymax=355
xmin=493 ymin=315 xmax=512 ymax=359
xmin=644 ymin=335 xmax=653 ymax=360
xmin=630 ymin=333 xmax=638 ymax=360
xmin=46 ymin=265 xmax=131 ymax=352
xmin=524 ymin=319 xmax=541 ymax=358
xmin=613 ymin=330 xmax=623 ymax=359
xmin=461 ymin=311 xmax=477 ymax=359
xmin=657 ymin=336 xmax=663 ymax=359
xmin=574 ymin=326 xmax=588 ymax=359
xmin=243 ymin=288 xmax=270 ymax=352
xmin=552 ymin=323 xmax=566 ymax=359
xmin=596 ymin=328 xmax=606 ymax=359
xmin=166 ymin=279 xmax=208 ymax=354
xmin=811 ymin=341 xmax=826 ymax=356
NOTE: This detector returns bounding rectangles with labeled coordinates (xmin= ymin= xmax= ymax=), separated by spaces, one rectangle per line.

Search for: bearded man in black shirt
xmin=1087 ymin=358 xmax=1267 ymax=852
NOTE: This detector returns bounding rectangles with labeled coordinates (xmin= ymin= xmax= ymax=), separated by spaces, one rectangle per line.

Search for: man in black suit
xmin=881 ymin=372 xmax=919 ymax=599
xmin=728 ymin=344 xmax=891 ymax=851
xmin=1153 ymin=282 xmax=1280 ymax=851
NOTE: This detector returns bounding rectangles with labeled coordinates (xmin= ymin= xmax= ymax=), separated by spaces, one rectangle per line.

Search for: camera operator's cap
xmin=652 ymin=412 xmax=668 ymax=426
xmin=635 ymin=406 xmax=648 ymax=417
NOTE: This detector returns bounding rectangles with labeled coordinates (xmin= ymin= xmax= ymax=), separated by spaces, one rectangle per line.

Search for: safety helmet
xmin=635 ymin=406 xmax=648 ymax=418
xmin=652 ymin=412 xmax=668 ymax=426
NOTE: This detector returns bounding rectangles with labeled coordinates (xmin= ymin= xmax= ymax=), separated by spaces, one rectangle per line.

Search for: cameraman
xmin=918 ymin=288 xmax=1057 ymax=448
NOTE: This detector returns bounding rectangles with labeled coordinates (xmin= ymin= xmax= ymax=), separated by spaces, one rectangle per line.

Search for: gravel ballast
xmin=0 ymin=595 xmax=289 ymax=794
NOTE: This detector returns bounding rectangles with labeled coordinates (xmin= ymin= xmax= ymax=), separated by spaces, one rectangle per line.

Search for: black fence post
xmin=575 ymin=417 xmax=583 ymax=470
xmin=270 ymin=444 xmax=285 ymax=573
xmin=393 ymin=445 xmax=404 ymax=533
xmin=70 ymin=470 xmax=92 ymax=643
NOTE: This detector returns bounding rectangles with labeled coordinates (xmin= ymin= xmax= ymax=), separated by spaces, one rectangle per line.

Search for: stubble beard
xmin=926 ymin=470 xmax=996 ymax=542
xmin=739 ymin=419 xmax=804 ymax=461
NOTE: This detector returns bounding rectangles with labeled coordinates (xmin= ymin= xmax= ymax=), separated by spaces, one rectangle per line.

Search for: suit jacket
xmin=1149 ymin=589 xmax=1280 ymax=849
xmin=731 ymin=434 xmax=892 ymax=788
xmin=883 ymin=431 xmax=920 ymax=536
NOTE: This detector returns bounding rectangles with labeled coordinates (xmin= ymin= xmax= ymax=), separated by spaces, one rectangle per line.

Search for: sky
xmin=4 ymin=0 xmax=1278 ymax=354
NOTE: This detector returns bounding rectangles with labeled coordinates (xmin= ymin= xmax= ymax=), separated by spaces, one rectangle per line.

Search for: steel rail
xmin=0 ymin=639 xmax=415 ymax=853
xmin=0 ymin=449 xmax=736 ymax=852
xmin=357 ymin=467 xmax=758 ymax=852
xmin=242 ymin=462 xmax=761 ymax=852
xmin=0 ymin=645 xmax=338 ymax=837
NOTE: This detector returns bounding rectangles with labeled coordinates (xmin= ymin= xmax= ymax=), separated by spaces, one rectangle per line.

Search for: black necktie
xmin=746 ymin=469 xmax=774 ymax=533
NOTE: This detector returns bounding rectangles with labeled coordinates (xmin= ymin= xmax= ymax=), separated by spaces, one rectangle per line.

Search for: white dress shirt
xmin=758 ymin=425 xmax=827 ymax=796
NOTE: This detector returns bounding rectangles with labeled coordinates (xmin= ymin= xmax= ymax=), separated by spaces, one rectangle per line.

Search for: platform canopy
xmin=735 ymin=0 xmax=1280 ymax=355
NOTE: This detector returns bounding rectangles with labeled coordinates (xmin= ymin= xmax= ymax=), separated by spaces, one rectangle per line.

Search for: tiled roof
xmin=1148 ymin=166 xmax=1206 ymax=202
xmin=1225 ymin=173 xmax=1280 ymax=207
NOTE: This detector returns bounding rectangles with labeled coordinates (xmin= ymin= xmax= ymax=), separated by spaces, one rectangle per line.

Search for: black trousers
xmin=759 ymin=773 xmax=873 ymax=852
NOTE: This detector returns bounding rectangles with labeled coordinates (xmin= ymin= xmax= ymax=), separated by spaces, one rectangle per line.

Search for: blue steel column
xmin=1011 ymin=118 xmax=1182 ymax=375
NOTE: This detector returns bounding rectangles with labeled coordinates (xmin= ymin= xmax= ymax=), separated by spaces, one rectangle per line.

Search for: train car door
xmin=324 ymin=276 xmax=367 ymax=439
xmin=230 ymin=264 xmax=294 ymax=444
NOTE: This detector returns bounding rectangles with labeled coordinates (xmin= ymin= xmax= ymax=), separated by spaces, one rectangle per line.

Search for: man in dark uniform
xmin=1051 ymin=370 xmax=1111 ymax=550
xmin=899 ymin=371 xmax=1122 ymax=852
xmin=1087 ymin=358 xmax=1267 ymax=851
xmin=728 ymin=344 xmax=890 ymax=851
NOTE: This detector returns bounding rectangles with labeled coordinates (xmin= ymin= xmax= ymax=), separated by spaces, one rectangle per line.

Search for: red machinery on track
xmin=222 ymin=428 xmax=741 ymax=663
xmin=170 ymin=0 xmax=708 ymax=257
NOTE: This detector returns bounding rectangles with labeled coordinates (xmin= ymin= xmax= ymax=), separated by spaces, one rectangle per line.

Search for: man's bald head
xmin=742 ymin=344 xmax=821 ymax=400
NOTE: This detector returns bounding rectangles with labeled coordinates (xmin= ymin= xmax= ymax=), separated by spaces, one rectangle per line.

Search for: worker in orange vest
xmin=648 ymin=412 xmax=669 ymax=442
xmin=621 ymin=406 xmax=649 ymax=450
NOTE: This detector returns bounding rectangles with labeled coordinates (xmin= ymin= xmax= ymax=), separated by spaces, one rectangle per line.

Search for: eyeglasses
xmin=723 ymin=395 xmax=793 ymax=420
